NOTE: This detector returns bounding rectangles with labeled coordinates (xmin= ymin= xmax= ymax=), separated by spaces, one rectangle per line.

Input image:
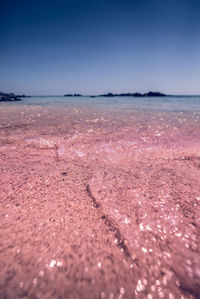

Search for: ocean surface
xmin=1 ymin=95 xmax=200 ymax=113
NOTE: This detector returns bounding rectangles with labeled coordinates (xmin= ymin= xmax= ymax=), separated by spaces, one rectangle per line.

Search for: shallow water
xmin=2 ymin=95 xmax=200 ymax=113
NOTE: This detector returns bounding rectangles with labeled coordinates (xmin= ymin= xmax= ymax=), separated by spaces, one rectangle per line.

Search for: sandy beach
xmin=0 ymin=103 xmax=200 ymax=298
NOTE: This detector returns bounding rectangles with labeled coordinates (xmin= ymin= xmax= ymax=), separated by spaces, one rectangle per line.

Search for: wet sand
xmin=0 ymin=104 xmax=200 ymax=298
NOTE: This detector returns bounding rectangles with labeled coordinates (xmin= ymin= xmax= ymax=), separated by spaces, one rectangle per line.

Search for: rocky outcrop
xmin=143 ymin=91 xmax=166 ymax=97
xmin=0 ymin=92 xmax=22 ymax=102
xmin=64 ymin=91 xmax=167 ymax=98
xmin=97 ymin=91 xmax=167 ymax=97
xmin=99 ymin=93 xmax=115 ymax=97
xmin=64 ymin=94 xmax=82 ymax=97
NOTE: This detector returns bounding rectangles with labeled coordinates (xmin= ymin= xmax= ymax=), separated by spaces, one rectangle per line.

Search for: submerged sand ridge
xmin=0 ymin=104 xmax=200 ymax=298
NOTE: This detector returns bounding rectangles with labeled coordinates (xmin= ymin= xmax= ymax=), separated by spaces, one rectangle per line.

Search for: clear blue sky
xmin=0 ymin=0 xmax=200 ymax=95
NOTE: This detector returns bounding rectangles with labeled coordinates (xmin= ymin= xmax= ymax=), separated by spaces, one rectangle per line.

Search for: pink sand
xmin=0 ymin=104 xmax=200 ymax=298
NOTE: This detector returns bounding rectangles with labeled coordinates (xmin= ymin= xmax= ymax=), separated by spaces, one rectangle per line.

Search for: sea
xmin=1 ymin=94 xmax=200 ymax=149
xmin=1 ymin=95 xmax=200 ymax=112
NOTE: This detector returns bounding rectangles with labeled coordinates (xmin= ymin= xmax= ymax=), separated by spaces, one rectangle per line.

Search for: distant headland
xmin=64 ymin=91 xmax=167 ymax=97
xmin=0 ymin=91 xmax=167 ymax=101
xmin=97 ymin=91 xmax=167 ymax=97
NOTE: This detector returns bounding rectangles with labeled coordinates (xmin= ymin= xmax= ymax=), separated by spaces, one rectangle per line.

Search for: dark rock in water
xmin=17 ymin=94 xmax=26 ymax=98
xmin=144 ymin=91 xmax=166 ymax=97
xmin=117 ymin=92 xmax=143 ymax=97
xmin=0 ymin=92 xmax=21 ymax=102
xmin=64 ymin=94 xmax=82 ymax=97
xmin=90 ymin=96 xmax=96 ymax=98
xmin=97 ymin=91 xmax=167 ymax=97
xmin=99 ymin=93 xmax=114 ymax=97
xmin=132 ymin=92 xmax=143 ymax=97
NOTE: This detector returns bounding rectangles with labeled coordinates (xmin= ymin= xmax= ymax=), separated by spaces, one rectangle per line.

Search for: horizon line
xmin=24 ymin=93 xmax=200 ymax=97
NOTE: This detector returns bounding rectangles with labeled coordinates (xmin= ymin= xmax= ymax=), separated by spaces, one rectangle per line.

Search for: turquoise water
xmin=2 ymin=96 xmax=200 ymax=113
